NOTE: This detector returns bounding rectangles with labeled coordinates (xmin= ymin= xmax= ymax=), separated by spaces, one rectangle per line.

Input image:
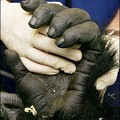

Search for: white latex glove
xmin=95 ymin=10 xmax=119 ymax=92
xmin=95 ymin=34 xmax=119 ymax=92
xmin=1 ymin=0 xmax=82 ymax=75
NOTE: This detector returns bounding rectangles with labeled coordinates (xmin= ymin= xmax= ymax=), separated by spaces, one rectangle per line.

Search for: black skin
xmin=4 ymin=0 xmax=116 ymax=120
xmin=20 ymin=0 xmax=103 ymax=90
xmin=21 ymin=0 xmax=46 ymax=12
xmin=5 ymin=44 xmax=116 ymax=120
xmin=20 ymin=0 xmax=100 ymax=47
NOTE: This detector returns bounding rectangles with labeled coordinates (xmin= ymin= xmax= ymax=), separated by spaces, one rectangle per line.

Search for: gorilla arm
xmin=5 ymin=37 xmax=117 ymax=120
xmin=4 ymin=0 xmax=118 ymax=119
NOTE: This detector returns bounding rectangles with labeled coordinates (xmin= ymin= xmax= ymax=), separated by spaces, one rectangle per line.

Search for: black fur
xmin=15 ymin=38 xmax=117 ymax=120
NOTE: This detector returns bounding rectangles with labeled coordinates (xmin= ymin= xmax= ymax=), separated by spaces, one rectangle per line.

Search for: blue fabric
xmin=71 ymin=0 xmax=119 ymax=28
xmin=14 ymin=0 xmax=119 ymax=28
xmin=47 ymin=0 xmax=119 ymax=28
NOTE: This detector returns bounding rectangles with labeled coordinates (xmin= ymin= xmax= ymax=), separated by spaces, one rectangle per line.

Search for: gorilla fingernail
xmin=56 ymin=37 xmax=65 ymax=48
xmin=48 ymin=27 xmax=55 ymax=37
xmin=29 ymin=16 xmax=37 ymax=28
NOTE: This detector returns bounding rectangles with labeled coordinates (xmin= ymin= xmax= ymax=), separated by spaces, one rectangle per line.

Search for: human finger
xmin=47 ymin=8 xmax=91 ymax=38
xmin=29 ymin=3 xmax=67 ymax=28
xmin=26 ymin=47 xmax=76 ymax=74
xmin=20 ymin=57 xmax=59 ymax=75
xmin=31 ymin=33 xmax=82 ymax=61
xmin=37 ymin=25 xmax=49 ymax=36
xmin=95 ymin=68 xmax=119 ymax=91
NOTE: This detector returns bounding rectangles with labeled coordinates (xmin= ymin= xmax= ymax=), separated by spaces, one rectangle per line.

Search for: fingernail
xmin=47 ymin=27 xmax=55 ymax=37
xmin=29 ymin=16 xmax=37 ymax=28
xmin=56 ymin=37 xmax=65 ymax=48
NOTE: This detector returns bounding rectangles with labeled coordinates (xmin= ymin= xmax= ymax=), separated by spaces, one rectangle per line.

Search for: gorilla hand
xmin=21 ymin=0 xmax=67 ymax=28
xmin=21 ymin=0 xmax=119 ymax=91
xmin=5 ymin=49 xmax=73 ymax=120
xmin=5 ymin=34 xmax=116 ymax=120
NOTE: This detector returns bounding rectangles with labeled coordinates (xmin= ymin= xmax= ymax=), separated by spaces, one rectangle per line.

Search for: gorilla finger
xmin=21 ymin=0 xmax=46 ymax=12
xmin=47 ymin=8 xmax=91 ymax=37
xmin=4 ymin=49 xmax=27 ymax=80
xmin=38 ymin=25 xmax=81 ymax=49
xmin=56 ymin=21 xmax=100 ymax=48
xmin=29 ymin=4 xmax=67 ymax=28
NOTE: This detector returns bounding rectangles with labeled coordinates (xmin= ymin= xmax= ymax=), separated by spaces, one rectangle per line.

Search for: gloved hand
xmin=5 ymin=32 xmax=116 ymax=120
xmin=95 ymin=9 xmax=119 ymax=91
xmin=1 ymin=0 xmax=82 ymax=75
xmin=21 ymin=0 xmax=119 ymax=91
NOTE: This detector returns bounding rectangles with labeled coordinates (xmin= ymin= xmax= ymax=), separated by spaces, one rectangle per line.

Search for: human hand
xmin=5 ymin=42 xmax=116 ymax=119
xmin=21 ymin=0 xmax=119 ymax=91
xmin=1 ymin=1 xmax=82 ymax=75
xmin=95 ymin=9 xmax=119 ymax=91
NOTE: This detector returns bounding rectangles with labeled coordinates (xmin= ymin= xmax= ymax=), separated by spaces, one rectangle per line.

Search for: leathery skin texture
xmin=5 ymin=39 xmax=117 ymax=120
xmin=4 ymin=0 xmax=118 ymax=119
